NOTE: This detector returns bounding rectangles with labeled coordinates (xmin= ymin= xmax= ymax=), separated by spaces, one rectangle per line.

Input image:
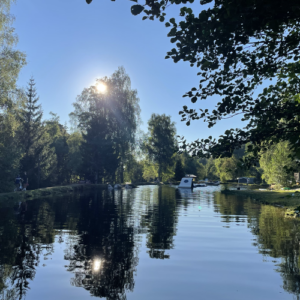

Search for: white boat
xmin=178 ymin=176 xmax=194 ymax=188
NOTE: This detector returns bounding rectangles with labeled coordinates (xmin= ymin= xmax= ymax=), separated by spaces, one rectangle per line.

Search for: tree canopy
xmin=144 ymin=113 xmax=177 ymax=180
xmin=259 ymin=141 xmax=295 ymax=186
xmin=70 ymin=67 xmax=141 ymax=183
xmin=86 ymin=0 xmax=300 ymax=164
xmin=0 ymin=0 xmax=26 ymax=191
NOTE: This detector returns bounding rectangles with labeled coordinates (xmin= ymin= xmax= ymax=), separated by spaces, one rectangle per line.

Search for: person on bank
xmin=22 ymin=171 xmax=28 ymax=191
xmin=14 ymin=175 xmax=23 ymax=191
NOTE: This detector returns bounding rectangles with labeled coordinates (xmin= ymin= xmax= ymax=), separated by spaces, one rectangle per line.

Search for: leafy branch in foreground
xmin=86 ymin=0 xmax=300 ymax=164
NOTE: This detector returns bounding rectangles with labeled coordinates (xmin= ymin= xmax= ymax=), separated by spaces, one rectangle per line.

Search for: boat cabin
xmin=178 ymin=174 xmax=196 ymax=188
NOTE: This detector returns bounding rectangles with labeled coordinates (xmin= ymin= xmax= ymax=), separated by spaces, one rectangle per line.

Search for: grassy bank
xmin=222 ymin=188 xmax=300 ymax=217
xmin=0 ymin=184 xmax=107 ymax=207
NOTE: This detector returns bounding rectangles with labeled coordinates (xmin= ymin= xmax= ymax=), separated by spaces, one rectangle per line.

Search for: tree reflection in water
xmin=2 ymin=187 xmax=300 ymax=299
xmin=215 ymin=192 xmax=300 ymax=298
xmin=258 ymin=206 xmax=300 ymax=297
xmin=139 ymin=186 xmax=178 ymax=259
xmin=64 ymin=189 xmax=140 ymax=300
xmin=0 ymin=200 xmax=55 ymax=300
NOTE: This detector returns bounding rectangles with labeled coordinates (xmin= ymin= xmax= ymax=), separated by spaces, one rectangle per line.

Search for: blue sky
xmin=11 ymin=0 xmax=242 ymax=143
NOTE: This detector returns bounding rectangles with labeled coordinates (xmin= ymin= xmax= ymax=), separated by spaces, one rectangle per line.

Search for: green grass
xmin=0 ymin=184 xmax=107 ymax=207
xmin=222 ymin=188 xmax=300 ymax=217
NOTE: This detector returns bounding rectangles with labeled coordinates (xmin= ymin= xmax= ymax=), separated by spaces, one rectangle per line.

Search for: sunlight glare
xmin=93 ymin=259 xmax=102 ymax=272
xmin=96 ymin=82 xmax=107 ymax=93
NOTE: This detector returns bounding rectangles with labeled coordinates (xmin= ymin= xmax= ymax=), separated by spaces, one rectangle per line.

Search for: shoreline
xmin=0 ymin=184 xmax=107 ymax=206
xmin=222 ymin=188 xmax=300 ymax=217
xmin=4 ymin=183 xmax=300 ymax=217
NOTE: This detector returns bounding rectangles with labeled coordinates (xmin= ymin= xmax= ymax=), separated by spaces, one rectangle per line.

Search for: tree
xmin=259 ymin=141 xmax=295 ymax=186
xmin=86 ymin=0 xmax=300 ymax=164
xmin=144 ymin=114 xmax=177 ymax=180
xmin=18 ymin=79 xmax=56 ymax=189
xmin=18 ymin=78 xmax=43 ymax=160
xmin=181 ymin=152 xmax=205 ymax=179
xmin=174 ymin=158 xmax=185 ymax=181
xmin=215 ymin=157 xmax=239 ymax=183
xmin=202 ymin=157 xmax=218 ymax=180
xmin=108 ymin=67 xmax=141 ymax=183
xmin=80 ymin=113 xmax=119 ymax=183
xmin=124 ymin=154 xmax=144 ymax=183
xmin=70 ymin=67 xmax=140 ymax=183
xmin=67 ymin=131 xmax=83 ymax=183
xmin=0 ymin=0 xmax=26 ymax=108
xmin=142 ymin=160 xmax=158 ymax=182
xmin=0 ymin=6 xmax=25 ymax=187
xmin=0 ymin=0 xmax=26 ymax=191
xmin=0 ymin=111 xmax=21 ymax=192
xmin=45 ymin=113 xmax=70 ymax=185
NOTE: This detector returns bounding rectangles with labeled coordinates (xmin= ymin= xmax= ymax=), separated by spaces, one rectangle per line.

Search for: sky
xmin=11 ymin=0 xmax=243 ymax=143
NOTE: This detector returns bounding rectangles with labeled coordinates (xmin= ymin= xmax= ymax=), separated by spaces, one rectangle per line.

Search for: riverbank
xmin=0 ymin=184 xmax=107 ymax=206
xmin=222 ymin=188 xmax=300 ymax=217
xmin=134 ymin=181 xmax=180 ymax=185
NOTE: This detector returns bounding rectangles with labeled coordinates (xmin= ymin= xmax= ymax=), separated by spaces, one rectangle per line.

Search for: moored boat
xmin=178 ymin=174 xmax=197 ymax=188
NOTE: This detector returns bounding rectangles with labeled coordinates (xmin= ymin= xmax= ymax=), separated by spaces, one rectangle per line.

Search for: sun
xmin=93 ymin=259 xmax=102 ymax=272
xmin=96 ymin=82 xmax=107 ymax=93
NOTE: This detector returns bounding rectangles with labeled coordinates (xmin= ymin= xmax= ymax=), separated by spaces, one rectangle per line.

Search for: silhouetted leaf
xmin=131 ymin=5 xmax=144 ymax=15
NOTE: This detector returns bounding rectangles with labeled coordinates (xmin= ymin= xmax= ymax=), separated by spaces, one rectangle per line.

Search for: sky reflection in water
xmin=0 ymin=185 xmax=299 ymax=300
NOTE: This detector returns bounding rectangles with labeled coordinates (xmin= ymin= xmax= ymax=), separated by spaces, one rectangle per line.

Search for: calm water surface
xmin=1 ymin=185 xmax=300 ymax=300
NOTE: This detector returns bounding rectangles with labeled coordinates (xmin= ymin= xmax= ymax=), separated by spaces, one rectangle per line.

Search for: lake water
xmin=1 ymin=185 xmax=300 ymax=300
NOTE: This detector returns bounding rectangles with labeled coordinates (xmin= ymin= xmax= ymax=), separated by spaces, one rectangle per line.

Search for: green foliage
xmin=174 ymin=158 xmax=185 ymax=181
xmin=109 ymin=67 xmax=141 ymax=183
xmin=144 ymin=114 xmax=177 ymax=180
xmin=142 ymin=160 xmax=158 ymax=181
xmin=34 ymin=130 xmax=57 ymax=188
xmin=18 ymin=78 xmax=43 ymax=157
xmin=45 ymin=113 xmax=70 ymax=185
xmin=215 ymin=157 xmax=239 ymax=182
xmin=161 ymin=165 xmax=174 ymax=182
xmin=259 ymin=141 xmax=295 ymax=186
xmin=67 ymin=131 xmax=83 ymax=182
xmin=89 ymin=0 xmax=300 ymax=164
xmin=70 ymin=67 xmax=140 ymax=183
xmin=0 ymin=110 xmax=21 ymax=192
xmin=18 ymin=78 xmax=56 ymax=189
xmin=124 ymin=155 xmax=144 ymax=183
xmin=201 ymin=157 xmax=218 ymax=180
xmin=0 ymin=0 xmax=25 ymax=191
xmin=0 ymin=0 xmax=26 ymax=108
xmin=81 ymin=106 xmax=119 ymax=183
xmin=181 ymin=152 xmax=205 ymax=179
